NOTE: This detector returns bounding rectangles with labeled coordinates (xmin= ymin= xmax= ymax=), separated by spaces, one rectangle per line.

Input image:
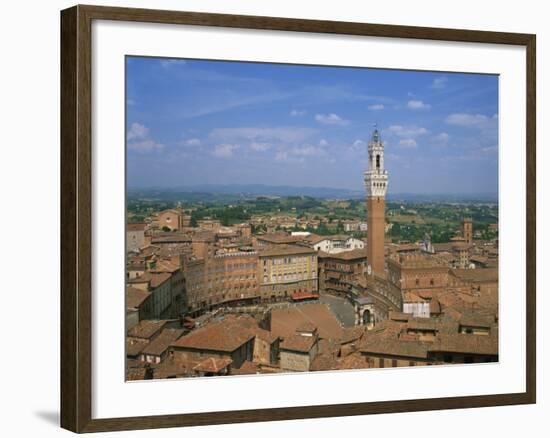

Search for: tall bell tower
xmin=364 ymin=126 xmax=388 ymax=277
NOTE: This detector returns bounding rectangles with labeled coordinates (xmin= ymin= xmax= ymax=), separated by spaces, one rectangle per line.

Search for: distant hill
xmin=128 ymin=184 xmax=363 ymax=200
xmin=127 ymin=184 xmax=498 ymax=204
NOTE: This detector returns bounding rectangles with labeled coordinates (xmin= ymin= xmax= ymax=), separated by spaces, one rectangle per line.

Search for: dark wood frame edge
xmin=60 ymin=4 xmax=536 ymax=433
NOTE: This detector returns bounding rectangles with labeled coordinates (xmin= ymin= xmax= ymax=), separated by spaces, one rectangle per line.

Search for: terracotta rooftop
xmin=295 ymin=321 xmax=317 ymax=334
xmin=388 ymin=311 xmax=411 ymax=322
xmin=142 ymin=328 xmax=184 ymax=356
xmin=151 ymin=355 xmax=197 ymax=379
xmin=230 ymin=360 xmax=261 ymax=375
xmin=127 ymin=223 xmax=147 ymax=232
xmin=317 ymin=248 xmax=367 ymax=261
xmin=337 ymin=352 xmax=369 ymax=370
xmin=126 ymin=337 xmax=149 ymax=357
xmin=270 ymin=303 xmax=343 ymax=341
xmin=172 ymin=318 xmax=255 ymax=353
xmin=128 ymin=272 xmax=172 ymax=289
xmin=126 ymin=286 xmax=150 ymax=309
xmin=257 ymin=233 xmax=304 ymax=244
xmin=451 ymin=268 xmax=498 ymax=283
xmin=396 ymin=253 xmax=449 ymax=269
xmin=149 ymin=260 xmax=180 ymax=274
xmin=340 ymin=326 xmax=366 ymax=344
xmin=151 ymin=233 xmax=191 ymax=244
xmin=126 ymin=365 xmax=149 ymax=381
xmin=360 ymin=338 xmax=430 ymax=359
xmin=280 ymin=333 xmax=317 ymax=353
xmin=193 ymin=357 xmax=233 ymax=373
xmin=127 ymin=320 xmax=167 ymax=340
xmin=429 ymin=333 xmax=498 ymax=356
xmin=259 ymin=244 xmax=316 ymax=257
xmin=310 ymin=353 xmax=338 ymax=371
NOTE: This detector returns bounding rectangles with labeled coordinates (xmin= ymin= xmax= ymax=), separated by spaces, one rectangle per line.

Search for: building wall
xmin=463 ymin=219 xmax=473 ymax=245
xmin=313 ymin=237 xmax=364 ymax=254
xmin=403 ymin=302 xmax=430 ymax=318
xmin=173 ymin=338 xmax=254 ymax=369
xmin=318 ymin=256 xmax=367 ymax=294
xmin=184 ymin=252 xmax=259 ymax=313
xmin=158 ymin=211 xmax=182 ymax=231
xmin=259 ymin=253 xmax=318 ymax=301
xmin=429 ymin=352 xmax=497 ymax=364
xmin=280 ymin=350 xmax=311 ymax=372
xmin=367 ymin=196 xmax=385 ymax=275
xmin=127 ymin=229 xmax=145 ymax=252
xmin=151 ymin=280 xmax=172 ymax=320
xmin=362 ymin=354 xmax=431 ymax=368
xmin=253 ymin=338 xmax=279 ymax=365
xmin=388 ymin=260 xmax=450 ymax=293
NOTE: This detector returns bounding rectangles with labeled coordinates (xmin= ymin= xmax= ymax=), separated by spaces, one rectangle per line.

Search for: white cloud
xmin=434 ymin=132 xmax=450 ymax=144
xmin=180 ymin=91 xmax=292 ymax=119
xmin=388 ymin=125 xmax=428 ymax=138
xmin=445 ymin=113 xmax=491 ymax=127
xmin=250 ymin=142 xmax=271 ymax=152
xmin=315 ymin=113 xmax=350 ymax=126
xmin=210 ymin=127 xmax=316 ymax=144
xmin=275 ymin=144 xmax=326 ymax=162
xmin=127 ymin=123 xmax=164 ymax=152
xmin=349 ymin=139 xmax=366 ymax=152
xmin=431 ymin=76 xmax=448 ymax=89
xmin=275 ymin=151 xmax=288 ymax=161
xmin=292 ymin=145 xmax=324 ymax=157
xmin=319 ymin=139 xmax=329 ymax=147
xmin=368 ymin=104 xmax=385 ymax=111
xmin=398 ymin=139 xmax=418 ymax=149
xmin=160 ymin=59 xmax=186 ymax=68
xmin=481 ymin=145 xmax=498 ymax=153
xmin=290 ymin=109 xmax=307 ymax=117
xmin=211 ymin=143 xmax=239 ymax=158
xmin=127 ymin=122 xmax=149 ymax=141
xmin=407 ymin=100 xmax=431 ymax=110
xmin=184 ymin=138 xmax=201 ymax=146
xmin=128 ymin=139 xmax=165 ymax=152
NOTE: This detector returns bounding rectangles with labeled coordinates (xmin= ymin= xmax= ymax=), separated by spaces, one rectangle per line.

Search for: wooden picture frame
xmin=60 ymin=4 xmax=536 ymax=433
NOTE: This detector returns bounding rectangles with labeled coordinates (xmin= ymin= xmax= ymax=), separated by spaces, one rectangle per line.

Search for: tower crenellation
xmin=364 ymin=127 xmax=388 ymax=198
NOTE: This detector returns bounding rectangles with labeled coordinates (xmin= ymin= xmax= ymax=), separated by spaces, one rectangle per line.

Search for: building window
xmin=376 ymin=154 xmax=380 ymax=169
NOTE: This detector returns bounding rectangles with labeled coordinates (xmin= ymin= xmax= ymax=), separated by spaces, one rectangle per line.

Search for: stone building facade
xmin=258 ymin=244 xmax=318 ymax=301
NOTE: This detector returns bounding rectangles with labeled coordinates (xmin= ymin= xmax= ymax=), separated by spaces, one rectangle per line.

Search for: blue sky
xmin=126 ymin=56 xmax=498 ymax=194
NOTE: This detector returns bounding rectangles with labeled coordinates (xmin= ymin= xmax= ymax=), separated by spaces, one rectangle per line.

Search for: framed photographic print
xmin=60 ymin=4 xmax=536 ymax=433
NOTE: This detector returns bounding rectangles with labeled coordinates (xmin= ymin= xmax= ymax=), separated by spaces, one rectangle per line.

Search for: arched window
xmin=376 ymin=154 xmax=380 ymax=169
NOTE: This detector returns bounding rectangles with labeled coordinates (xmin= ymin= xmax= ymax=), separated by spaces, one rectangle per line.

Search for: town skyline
xmin=126 ymin=57 xmax=499 ymax=194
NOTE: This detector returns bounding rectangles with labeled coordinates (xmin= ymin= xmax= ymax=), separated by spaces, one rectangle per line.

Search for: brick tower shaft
xmin=367 ymin=196 xmax=386 ymax=276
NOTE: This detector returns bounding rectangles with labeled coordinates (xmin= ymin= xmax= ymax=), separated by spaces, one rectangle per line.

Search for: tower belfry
xmin=364 ymin=126 xmax=388 ymax=277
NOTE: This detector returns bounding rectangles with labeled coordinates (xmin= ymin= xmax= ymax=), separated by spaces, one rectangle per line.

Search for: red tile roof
xmin=193 ymin=357 xmax=233 ymax=373
xmin=172 ymin=318 xmax=255 ymax=353
xmin=127 ymin=320 xmax=167 ymax=340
